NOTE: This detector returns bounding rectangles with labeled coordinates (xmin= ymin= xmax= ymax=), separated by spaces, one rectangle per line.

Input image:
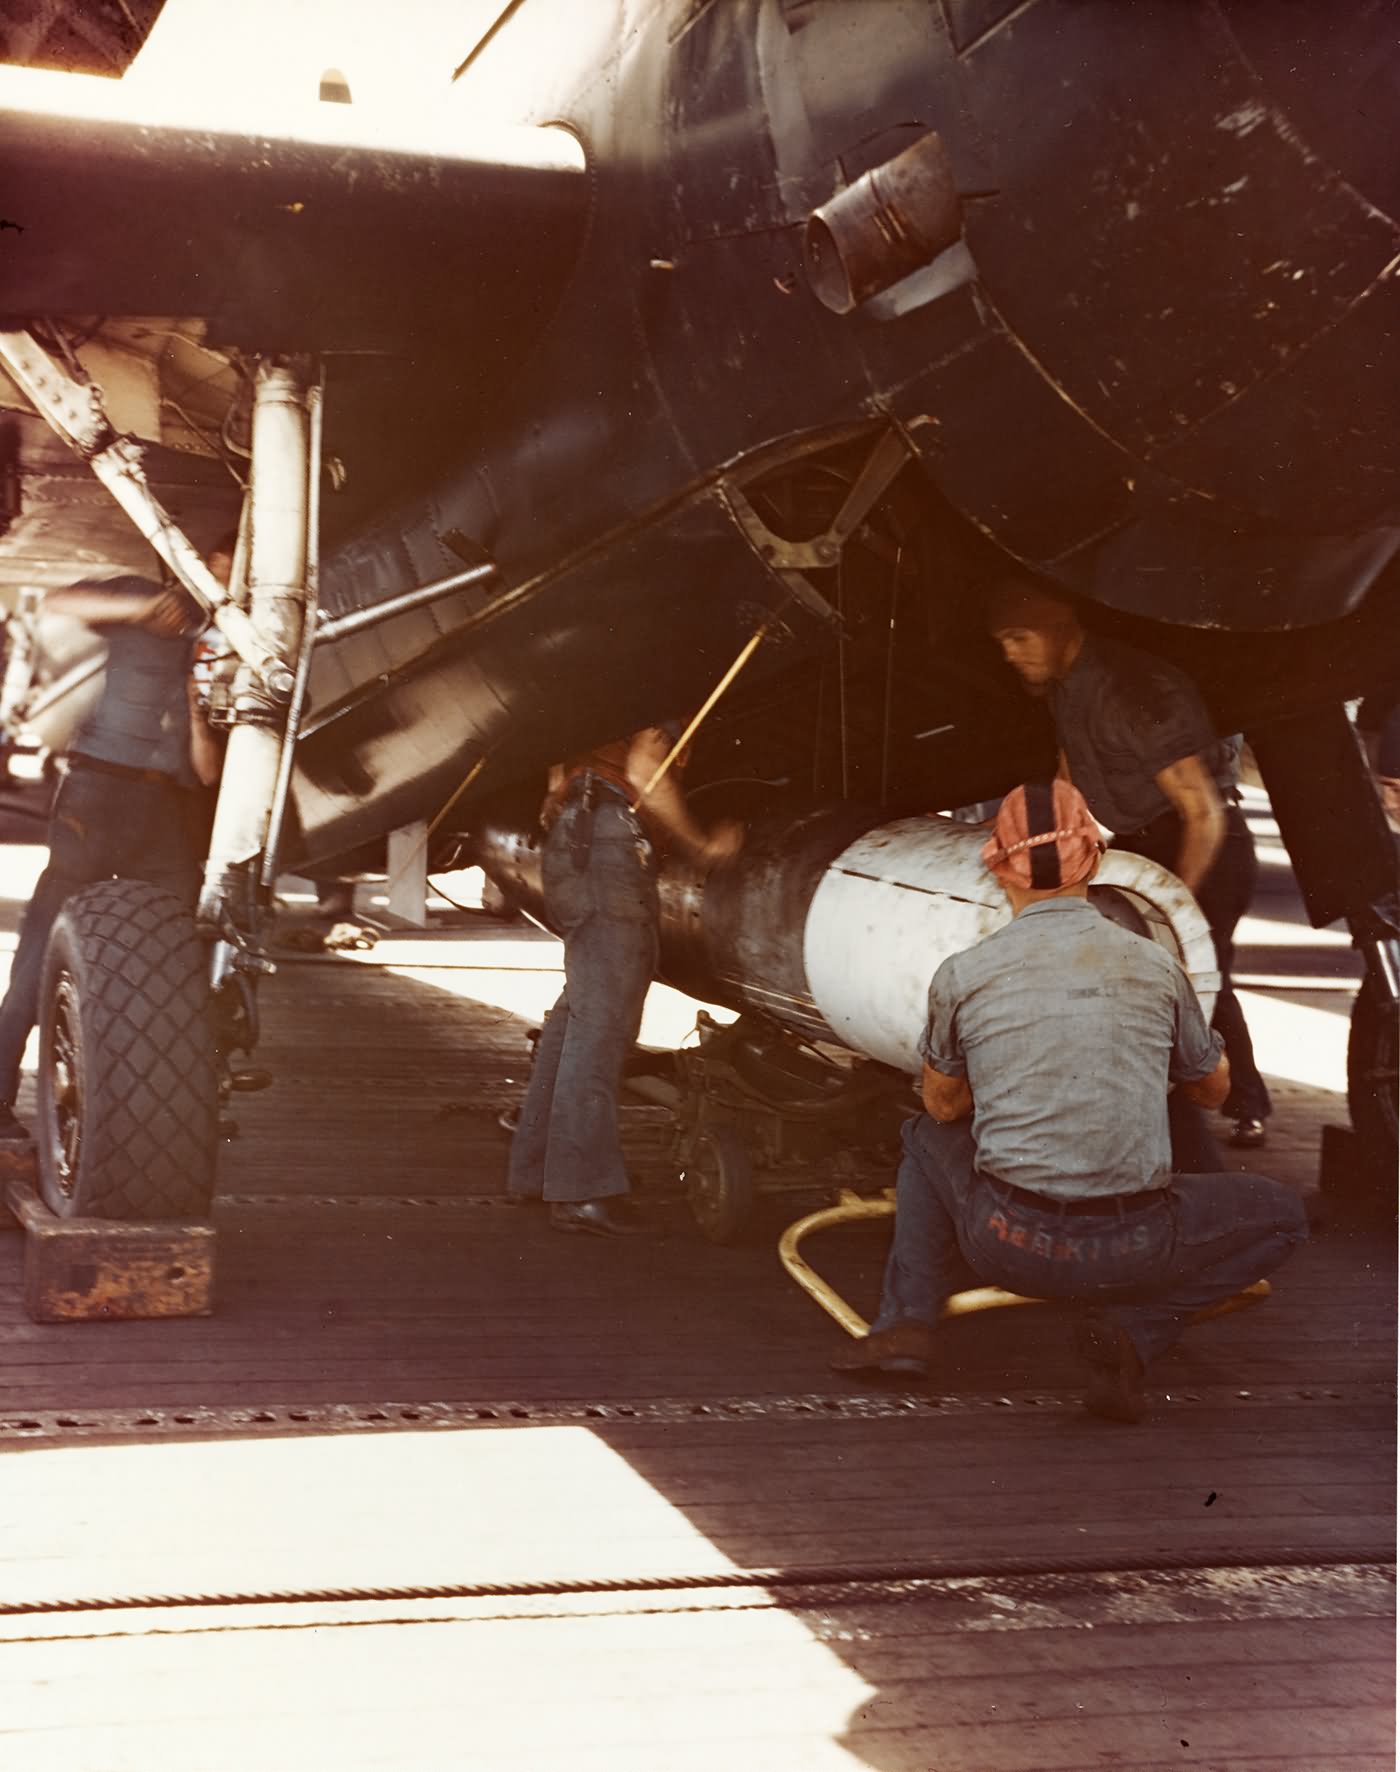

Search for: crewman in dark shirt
xmin=986 ymin=577 xmax=1272 ymax=1151
xmin=0 ymin=546 xmax=231 ymax=1140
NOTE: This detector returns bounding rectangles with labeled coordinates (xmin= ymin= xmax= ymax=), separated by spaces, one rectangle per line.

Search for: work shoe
xmin=228 ymin=1068 xmax=274 ymax=1093
xmin=549 ymin=1198 xmax=647 ymax=1237
xmin=829 ymin=1320 xmax=936 ymax=1380
xmin=0 ymin=1103 xmax=30 ymax=1143
xmin=1228 ymin=1116 xmax=1267 ymax=1149
xmin=1075 ymin=1314 xmax=1147 ymax=1424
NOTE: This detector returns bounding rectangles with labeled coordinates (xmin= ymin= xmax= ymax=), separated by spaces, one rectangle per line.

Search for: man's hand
xmin=42 ymin=584 xmax=187 ymax=629
xmin=140 ymin=589 xmax=196 ymax=636
xmin=538 ymin=764 xmax=568 ymax=831
xmin=921 ymin=1062 xmax=973 ymax=1123
xmin=1154 ymin=753 xmax=1226 ymax=894
xmin=186 ymin=670 xmax=224 ymax=787
xmin=699 ymin=819 xmax=743 ymax=868
xmin=1180 ymin=1051 xmax=1230 ymax=1111
xmin=625 ymin=728 xmax=743 ymax=865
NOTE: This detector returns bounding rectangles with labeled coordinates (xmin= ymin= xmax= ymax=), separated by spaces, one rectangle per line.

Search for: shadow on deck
xmin=0 ymin=795 xmax=1392 ymax=1769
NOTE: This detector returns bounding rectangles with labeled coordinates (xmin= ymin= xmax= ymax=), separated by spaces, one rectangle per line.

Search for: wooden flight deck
xmin=0 ymin=835 xmax=1392 ymax=1770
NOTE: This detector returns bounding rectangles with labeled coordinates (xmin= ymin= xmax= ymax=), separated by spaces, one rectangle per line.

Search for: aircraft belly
xmin=291 ymin=493 xmax=814 ymax=871
xmin=957 ymin=3 xmax=1394 ymax=459
xmin=334 ymin=0 xmax=1400 ymax=644
xmin=935 ymin=0 xmax=1400 ymax=624
xmin=3 ymin=0 xmax=1397 ymax=876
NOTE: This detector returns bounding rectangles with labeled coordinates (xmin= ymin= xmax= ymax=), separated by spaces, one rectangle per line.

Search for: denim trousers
xmin=0 ymin=765 xmax=201 ymax=1105
xmin=507 ymin=797 xmax=659 ymax=1203
xmin=871 ymin=1113 xmax=1309 ymax=1365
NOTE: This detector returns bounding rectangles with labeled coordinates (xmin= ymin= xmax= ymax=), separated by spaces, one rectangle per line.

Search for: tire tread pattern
xmin=39 ymin=880 xmax=217 ymax=1220
xmin=1347 ymin=983 xmax=1398 ymax=1179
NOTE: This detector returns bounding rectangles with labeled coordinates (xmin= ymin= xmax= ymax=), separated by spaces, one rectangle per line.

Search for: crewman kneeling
xmin=831 ymin=780 xmax=1308 ymax=1422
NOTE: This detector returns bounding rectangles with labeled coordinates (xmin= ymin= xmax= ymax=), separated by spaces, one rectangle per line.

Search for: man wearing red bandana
xmin=831 ymin=781 xmax=1307 ymax=1422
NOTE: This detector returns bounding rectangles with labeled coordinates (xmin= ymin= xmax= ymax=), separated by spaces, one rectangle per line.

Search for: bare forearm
xmin=921 ymin=1065 xmax=973 ymax=1122
xmin=625 ymin=731 xmax=711 ymax=856
xmin=635 ymin=772 xmax=713 ymax=859
xmin=539 ymin=764 xmax=568 ymax=828
xmin=1174 ymin=803 xmax=1226 ymax=893
xmin=624 ymin=729 xmax=741 ymax=865
xmin=1155 ymin=756 xmax=1226 ymax=893
xmin=1181 ymin=1055 xmax=1230 ymax=1110
xmin=188 ymin=711 xmax=223 ymax=788
xmin=46 ymin=585 xmax=192 ymax=638
xmin=43 ymin=588 xmax=150 ymax=626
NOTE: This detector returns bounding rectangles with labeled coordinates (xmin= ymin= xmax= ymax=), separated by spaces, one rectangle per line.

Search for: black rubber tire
xmin=36 ymin=879 xmax=218 ymax=1220
xmin=1346 ymin=983 xmax=1398 ymax=1183
xmin=685 ymin=1123 xmax=756 ymax=1246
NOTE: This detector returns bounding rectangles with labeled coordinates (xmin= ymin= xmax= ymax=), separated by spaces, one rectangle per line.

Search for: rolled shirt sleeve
xmin=1050 ymin=637 xmax=1233 ymax=833
xmin=1125 ymin=664 xmax=1219 ymax=783
xmin=1168 ymin=962 xmax=1224 ymax=1083
xmin=919 ymin=954 xmax=968 ymax=1076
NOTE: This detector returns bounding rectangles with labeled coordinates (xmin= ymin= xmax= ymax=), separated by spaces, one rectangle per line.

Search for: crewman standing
xmin=507 ymin=722 xmax=741 ymax=1235
xmin=0 ymin=543 xmax=231 ymax=1141
xmin=986 ymin=578 xmax=1272 ymax=1152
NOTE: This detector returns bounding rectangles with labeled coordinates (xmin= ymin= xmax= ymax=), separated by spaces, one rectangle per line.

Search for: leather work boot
xmin=1228 ymin=1116 xmax=1267 ymax=1149
xmin=1075 ymin=1313 xmax=1147 ymax=1424
xmin=548 ymin=1198 xmax=647 ymax=1237
xmin=829 ymin=1320 xmax=936 ymax=1379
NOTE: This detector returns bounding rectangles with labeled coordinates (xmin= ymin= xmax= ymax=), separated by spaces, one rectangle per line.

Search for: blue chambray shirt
xmin=70 ymin=576 xmax=196 ymax=787
xmin=919 ymin=898 xmax=1222 ymax=1199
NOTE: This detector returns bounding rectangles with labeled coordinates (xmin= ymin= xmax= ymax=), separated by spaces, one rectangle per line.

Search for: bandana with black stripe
xmin=1024 ymin=779 xmax=1062 ymax=889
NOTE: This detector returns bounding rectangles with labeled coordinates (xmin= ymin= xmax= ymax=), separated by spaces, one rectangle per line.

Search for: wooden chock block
xmin=3 ymin=1173 xmax=215 ymax=1323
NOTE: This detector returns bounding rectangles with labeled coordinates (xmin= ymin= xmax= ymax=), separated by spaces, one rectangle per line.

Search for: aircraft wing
xmin=0 ymin=51 xmax=587 ymax=594
xmin=0 ymin=64 xmax=589 ymax=352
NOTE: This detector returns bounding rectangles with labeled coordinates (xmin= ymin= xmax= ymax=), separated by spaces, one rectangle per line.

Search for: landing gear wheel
xmin=685 ymin=1124 xmax=755 ymax=1245
xmin=1347 ymin=982 xmax=1398 ymax=1186
xmin=37 ymin=879 xmax=218 ymax=1220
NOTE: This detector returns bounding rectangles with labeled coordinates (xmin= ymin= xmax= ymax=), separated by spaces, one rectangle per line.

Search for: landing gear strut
xmin=3 ymin=324 xmax=489 ymax=1233
xmin=0 ymin=328 xmax=320 ymax=1225
xmin=1250 ymin=708 xmax=1399 ymax=1203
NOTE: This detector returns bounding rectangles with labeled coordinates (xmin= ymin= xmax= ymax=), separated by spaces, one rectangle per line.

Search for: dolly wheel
xmin=685 ymin=1124 xmax=755 ymax=1245
xmin=36 ymin=879 xmax=218 ymax=1220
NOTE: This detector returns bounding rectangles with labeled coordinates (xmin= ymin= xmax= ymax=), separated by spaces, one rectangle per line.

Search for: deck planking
xmin=0 ymin=838 xmax=1392 ymax=1771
